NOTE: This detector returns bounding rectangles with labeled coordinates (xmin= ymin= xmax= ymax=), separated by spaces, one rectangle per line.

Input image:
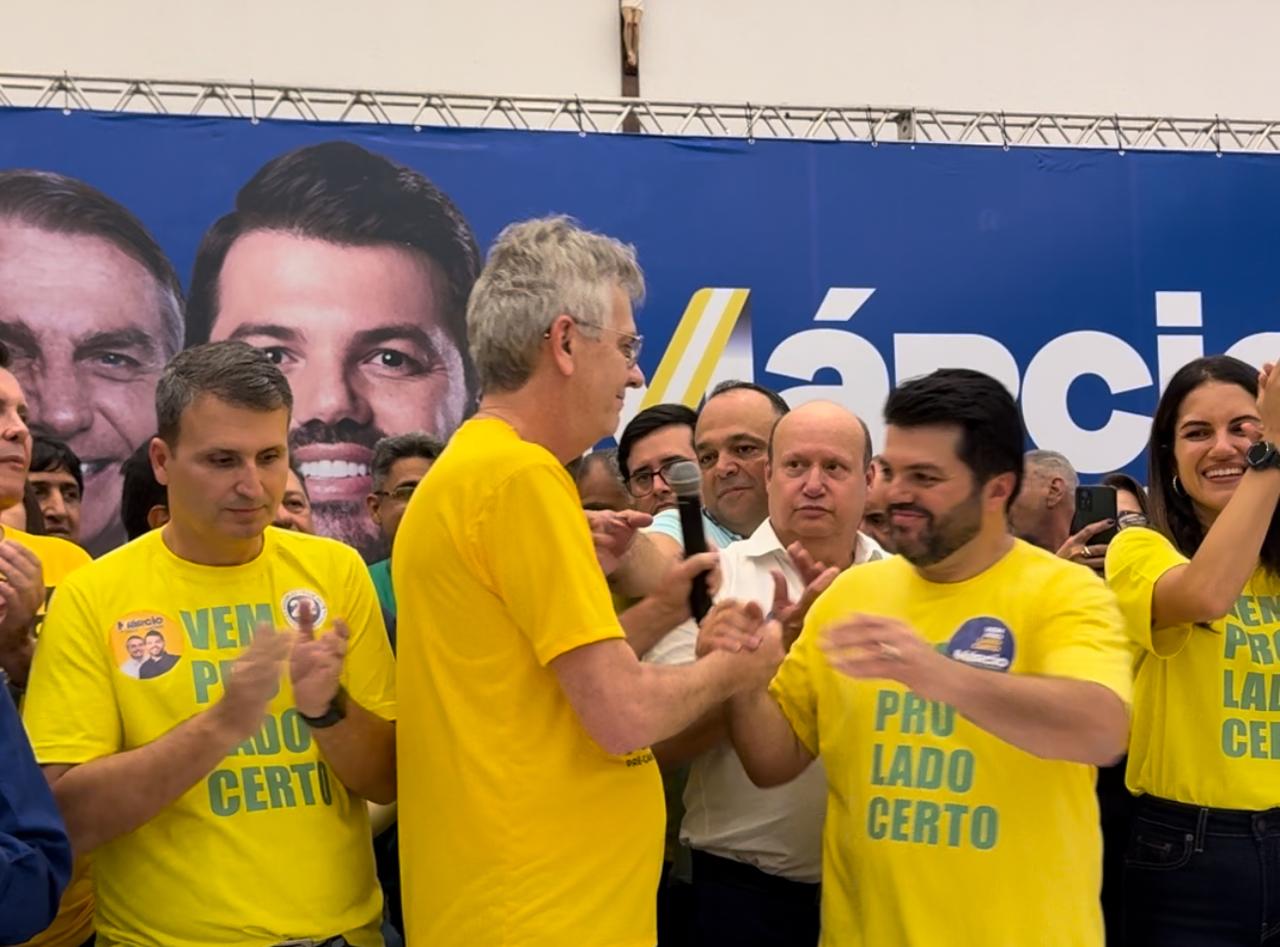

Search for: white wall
xmin=2 ymin=0 xmax=1276 ymax=118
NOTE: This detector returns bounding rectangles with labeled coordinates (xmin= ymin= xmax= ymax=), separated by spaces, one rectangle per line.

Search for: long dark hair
xmin=1148 ymin=355 xmax=1280 ymax=574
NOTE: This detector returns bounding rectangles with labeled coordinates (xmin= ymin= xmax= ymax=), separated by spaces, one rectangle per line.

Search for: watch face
xmin=1249 ymin=441 xmax=1276 ymax=467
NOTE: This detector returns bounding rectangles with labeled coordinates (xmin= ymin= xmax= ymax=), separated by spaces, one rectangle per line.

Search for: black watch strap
xmin=299 ymin=686 xmax=348 ymax=729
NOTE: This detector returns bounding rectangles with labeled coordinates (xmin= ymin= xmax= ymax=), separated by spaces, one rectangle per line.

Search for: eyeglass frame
xmin=372 ymin=482 xmax=419 ymax=505
xmin=544 ymin=315 xmax=644 ymax=369
xmin=624 ymin=457 xmax=692 ymax=498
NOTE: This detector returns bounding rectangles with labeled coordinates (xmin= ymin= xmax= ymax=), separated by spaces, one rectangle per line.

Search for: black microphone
xmin=665 ymin=461 xmax=713 ymax=622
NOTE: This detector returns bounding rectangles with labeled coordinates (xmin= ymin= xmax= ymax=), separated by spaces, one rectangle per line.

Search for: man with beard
xmin=0 ymin=171 xmax=185 ymax=557
xmin=709 ymin=369 xmax=1133 ymax=946
xmin=119 ymin=635 xmax=146 ymax=678
xmin=185 ymin=141 xmax=480 ymax=561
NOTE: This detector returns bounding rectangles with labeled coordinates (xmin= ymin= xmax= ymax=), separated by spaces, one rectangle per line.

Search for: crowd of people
xmin=0 ymin=212 xmax=1276 ymax=947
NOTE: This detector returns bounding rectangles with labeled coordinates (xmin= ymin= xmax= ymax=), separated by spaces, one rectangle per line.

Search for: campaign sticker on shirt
xmin=946 ymin=617 xmax=1015 ymax=672
xmin=112 ymin=611 xmax=184 ymax=681
xmin=282 ymin=589 xmax=328 ymax=630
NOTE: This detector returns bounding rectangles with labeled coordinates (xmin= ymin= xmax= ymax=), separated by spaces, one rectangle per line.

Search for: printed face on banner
xmin=208 ymin=231 xmax=468 ymax=560
xmin=0 ymin=222 xmax=173 ymax=556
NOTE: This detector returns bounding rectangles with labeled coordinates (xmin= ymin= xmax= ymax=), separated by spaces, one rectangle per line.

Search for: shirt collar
xmin=737 ymin=519 xmax=887 ymax=566
xmin=737 ymin=519 xmax=788 ymax=559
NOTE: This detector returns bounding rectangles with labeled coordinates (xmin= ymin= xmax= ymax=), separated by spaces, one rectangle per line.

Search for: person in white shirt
xmin=118 ymin=634 xmax=145 ymax=679
xmin=648 ymin=399 xmax=882 ymax=947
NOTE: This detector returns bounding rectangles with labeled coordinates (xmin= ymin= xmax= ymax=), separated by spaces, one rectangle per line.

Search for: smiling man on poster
xmin=185 ymin=140 xmax=481 ymax=561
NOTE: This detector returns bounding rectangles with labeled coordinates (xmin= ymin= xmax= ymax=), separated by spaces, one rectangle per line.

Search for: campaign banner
xmin=1 ymin=107 xmax=1277 ymax=557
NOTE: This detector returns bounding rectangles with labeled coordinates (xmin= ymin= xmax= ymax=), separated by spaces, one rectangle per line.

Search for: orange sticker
xmin=111 ymin=611 xmax=185 ymax=681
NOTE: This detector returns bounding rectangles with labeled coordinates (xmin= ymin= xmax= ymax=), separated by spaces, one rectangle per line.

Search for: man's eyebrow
xmin=353 ymin=323 xmax=442 ymax=359
xmin=74 ymin=328 xmax=160 ymax=355
xmin=0 ymin=321 xmax=40 ymax=353
xmin=226 ymin=323 xmax=301 ymax=343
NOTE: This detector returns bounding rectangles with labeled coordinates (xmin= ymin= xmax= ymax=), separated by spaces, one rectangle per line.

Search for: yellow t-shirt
xmin=770 ymin=540 xmax=1132 ymax=947
xmin=22 ymin=527 xmax=396 ymax=947
xmin=395 ymin=418 xmax=665 ymax=947
xmin=1107 ymin=526 xmax=1280 ymax=809
xmin=5 ymin=527 xmax=95 ymax=947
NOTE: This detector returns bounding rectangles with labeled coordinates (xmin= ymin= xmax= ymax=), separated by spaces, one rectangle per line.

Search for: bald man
xmin=1007 ymin=449 xmax=1078 ymax=553
xmin=646 ymin=401 xmax=883 ymax=947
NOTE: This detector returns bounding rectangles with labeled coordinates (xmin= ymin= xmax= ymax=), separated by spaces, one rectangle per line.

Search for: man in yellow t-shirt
xmin=23 ymin=341 xmax=397 ymax=947
xmin=717 ymin=369 xmax=1132 ymax=946
xmin=396 ymin=217 xmax=781 ymax=947
xmin=0 ymin=342 xmax=94 ymax=947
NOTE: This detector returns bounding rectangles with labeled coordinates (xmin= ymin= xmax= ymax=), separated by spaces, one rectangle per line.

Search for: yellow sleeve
xmin=1028 ymin=564 xmax=1134 ymax=705
xmin=480 ymin=463 xmax=623 ymax=666
xmin=1105 ymin=526 xmax=1192 ymax=658
xmin=22 ymin=577 xmax=122 ymax=764
xmin=336 ymin=546 xmax=396 ymax=722
xmin=768 ymin=592 xmax=832 ymax=757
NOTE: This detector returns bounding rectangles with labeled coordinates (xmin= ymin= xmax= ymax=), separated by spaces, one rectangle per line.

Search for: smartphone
xmin=1071 ymin=485 xmax=1118 ymax=545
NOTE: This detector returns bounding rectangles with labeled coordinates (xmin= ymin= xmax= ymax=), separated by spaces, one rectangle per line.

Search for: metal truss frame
xmin=2 ymin=71 xmax=1279 ymax=154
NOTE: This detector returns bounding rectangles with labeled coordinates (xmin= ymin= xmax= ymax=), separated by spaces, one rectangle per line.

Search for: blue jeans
xmin=1124 ymin=795 xmax=1280 ymax=946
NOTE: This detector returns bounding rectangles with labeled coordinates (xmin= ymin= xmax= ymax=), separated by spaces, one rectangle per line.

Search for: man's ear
xmin=986 ymin=470 xmax=1017 ymax=508
xmin=548 ymin=314 xmax=577 ymax=376
xmin=1045 ymin=475 xmax=1068 ymax=508
xmin=150 ymin=436 xmax=171 ymax=487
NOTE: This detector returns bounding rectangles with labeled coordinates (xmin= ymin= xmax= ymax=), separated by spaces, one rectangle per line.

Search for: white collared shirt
xmin=646 ymin=520 xmax=885 ymax=882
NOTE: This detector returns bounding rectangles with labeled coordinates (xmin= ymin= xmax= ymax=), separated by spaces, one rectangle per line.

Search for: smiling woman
xmin=1104 ymin=354 xmax=1280 ymax=944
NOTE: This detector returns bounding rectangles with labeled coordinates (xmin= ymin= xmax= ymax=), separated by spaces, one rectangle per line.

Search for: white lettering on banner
xmin=621 ymin=287 xmax=1264 ymax=475
xmin=1021 ymin=331 xmax=1153 ymax=473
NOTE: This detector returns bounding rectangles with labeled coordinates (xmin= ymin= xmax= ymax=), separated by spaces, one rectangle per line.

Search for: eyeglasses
xmin=625 ymin=458 xmax=689 ymax=497
xmin=546 ymin=317 xmax=644 ymax=369
xmin=374 ymin=482 xmax=418 ymax=504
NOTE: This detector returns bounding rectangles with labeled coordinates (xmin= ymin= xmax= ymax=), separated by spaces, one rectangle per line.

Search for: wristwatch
xmin=299 ymin=686 xmax=348 ymax=729
xmin=1247 ymin=440 xmax=1280 ymax=471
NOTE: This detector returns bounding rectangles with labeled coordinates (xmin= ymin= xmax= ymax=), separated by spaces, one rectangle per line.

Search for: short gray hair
xmin=371 ymin=432 xmax=446 ymax=491
xmin=1024 ymin=449 xmax=1078 ymax=491
xmin=466 ymin=215 xmax=645 ymax=393
xmin=567 ymin=447 xmax=623 ymax=484
xmin=156 ymin=341 xmax=292 ymax=444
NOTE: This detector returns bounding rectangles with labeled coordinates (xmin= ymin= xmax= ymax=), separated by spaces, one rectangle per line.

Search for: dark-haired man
xmin=186 ymin=141 xmax=480 ymax=561
xmin=618 ymin=404 xmax=698 ymax=516
xmin=648 ymin=381 xmax=789 ymax=554
xmin=273 ymin=460 xmax=315 ymax=534
xmin=0 ymin=170 xmax=185 ymax=556
xmin=119 ymin=439 xmax=169 ymax=541
xmin=28 ymin=435 xmax=83 ymax=544
xmin=24 ymin=341 xmax=396 ymax=946
xmin=712 ymin=368 xmax=1133 ymax=946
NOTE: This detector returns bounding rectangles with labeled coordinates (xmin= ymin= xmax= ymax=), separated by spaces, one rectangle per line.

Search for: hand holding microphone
xmin=665 ymin=461 xmax=714 ymax=622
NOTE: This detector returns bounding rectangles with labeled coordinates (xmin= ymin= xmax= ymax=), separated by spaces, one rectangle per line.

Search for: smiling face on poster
xmin=184 ymin=141 xmax=481 ymax=561
xmin=0 ymin=170 xmax=185 ymax=557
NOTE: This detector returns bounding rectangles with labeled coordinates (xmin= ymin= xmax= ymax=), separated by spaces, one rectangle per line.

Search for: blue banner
xmin=1 ymin=108 xmax=1277 ymax=555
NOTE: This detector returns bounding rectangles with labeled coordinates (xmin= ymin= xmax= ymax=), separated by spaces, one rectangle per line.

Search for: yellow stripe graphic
xmin=642 ymin=288 xmax=750 ymax=409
